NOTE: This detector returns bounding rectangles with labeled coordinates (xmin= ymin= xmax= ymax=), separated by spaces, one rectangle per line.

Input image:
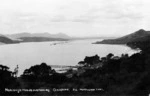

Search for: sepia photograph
xmin=0 ymin=0 xmax=150 ymax=96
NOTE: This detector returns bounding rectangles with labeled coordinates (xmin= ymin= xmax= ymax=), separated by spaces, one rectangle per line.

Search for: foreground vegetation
xmin=0 ymin=37 xmax=150 ymax=96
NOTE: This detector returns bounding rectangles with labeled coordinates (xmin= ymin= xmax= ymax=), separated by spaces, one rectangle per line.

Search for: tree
xmin=106 ymin=53 xmax=114 ymax=60
xmin=12 ymin=65 xmax=19 ymax=77
xmin=84 ymin=55 xmax=100 ymax=66
xmin=0 ymin=64 xmax=18 ymax=95
xmin=22 ymin=63 xmax=54 ymax=77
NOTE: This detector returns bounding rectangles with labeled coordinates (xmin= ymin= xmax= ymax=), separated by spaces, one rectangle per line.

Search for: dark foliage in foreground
xmin=0 ymin=65 xmax=20 ymax=95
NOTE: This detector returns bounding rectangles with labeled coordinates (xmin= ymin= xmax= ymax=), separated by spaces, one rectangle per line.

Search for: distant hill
xmin=95 ymin=29 xmax=150 ymax=44
xmin=6 ymin=32 xmax=71 ymax=40
xmin=19 ymin=37 xmax=68 ymax=42
xmin=0 ymin=36 xmax=19 ymax=44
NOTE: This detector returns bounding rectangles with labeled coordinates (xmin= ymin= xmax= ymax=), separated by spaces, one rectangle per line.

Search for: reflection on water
xmin=0 ymin=39 xmax=138 ymax=75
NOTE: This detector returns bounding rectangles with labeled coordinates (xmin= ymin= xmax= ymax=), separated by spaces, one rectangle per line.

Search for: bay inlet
xmin=0 ymin=39 xmax=138 ymax=75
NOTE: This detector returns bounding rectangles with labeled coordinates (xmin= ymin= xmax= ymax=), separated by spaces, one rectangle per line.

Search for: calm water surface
xmin=0 ymin=39 xmax=138 ymax=75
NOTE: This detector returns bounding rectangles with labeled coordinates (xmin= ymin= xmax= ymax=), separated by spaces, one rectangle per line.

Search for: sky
xmin=0 ymin=0 xmax=150 ymax=37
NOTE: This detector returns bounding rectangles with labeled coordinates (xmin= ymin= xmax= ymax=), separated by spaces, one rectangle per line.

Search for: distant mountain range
xmin=6 ymin=32 xmax=71 ymax=39
xmin=0 ymin=32 xmax=71 ymax=44
xmin=0 ymin=32 xmax=118 ymax=44
xmin=19 ymin=37 xmax=68 ymax=42
xmin=3 ymin=29 xmax=149 ymax=45
xmin=95 ymin=29 xmax=150 ymax=44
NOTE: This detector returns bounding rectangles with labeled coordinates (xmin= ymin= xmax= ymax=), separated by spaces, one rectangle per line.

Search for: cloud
xmin=0 ymin=0 xmax=149 ymax=36
xmin=0 ymin=0 xmax=145 ymax=23
xmin=70 ymin=0 xmax=145 ymax=23
xmin=50 ymin=15 xmax=69 ymax=22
